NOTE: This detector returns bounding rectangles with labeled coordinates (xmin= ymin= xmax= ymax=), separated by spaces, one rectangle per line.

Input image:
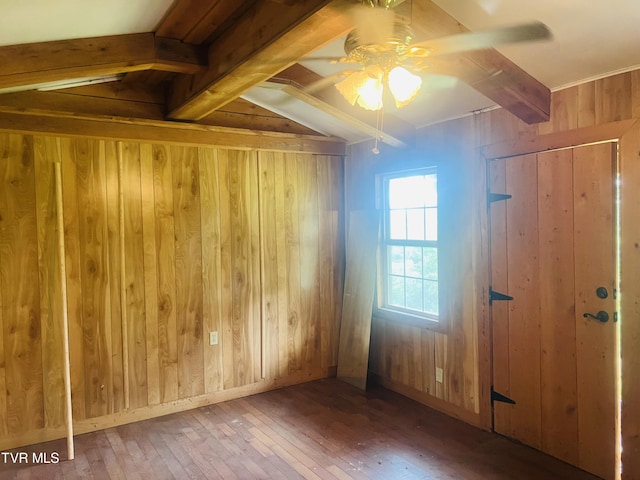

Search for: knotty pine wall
xmin=348 ymin=69 xmax=640 ymax=428
xmin=0 ymin=133 xmax=344 ymax=449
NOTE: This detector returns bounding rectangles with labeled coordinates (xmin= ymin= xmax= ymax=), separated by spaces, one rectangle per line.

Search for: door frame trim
xmin=476 ymin=118 xmax=640 ymax=464
xmin=481 ymin=119 xmax=638 ymax=160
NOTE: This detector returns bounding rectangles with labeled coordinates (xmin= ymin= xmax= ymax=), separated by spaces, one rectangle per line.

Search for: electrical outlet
xmin=435 ymin=367 xmax=444 ymax=383
xmin=209 ymin=331 xmax=218 ymax=346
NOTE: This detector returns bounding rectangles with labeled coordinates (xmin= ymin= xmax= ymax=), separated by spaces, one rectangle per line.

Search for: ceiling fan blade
xmin=265 ymin=69 xmax=356 ymax=94
xmin=409 ymin=21 xmax=551 ymax=57
xmin=302 ymin=70 xmax=358 ymax=94
xmin=302 ymin=56 xmax=358 ymax=64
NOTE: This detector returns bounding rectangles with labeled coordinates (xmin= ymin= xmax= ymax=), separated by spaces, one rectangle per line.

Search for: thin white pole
xmin=117 ymin=142 xmax=130 ymax=410
xmin=53 ymin=142 xmax=74 ymax=460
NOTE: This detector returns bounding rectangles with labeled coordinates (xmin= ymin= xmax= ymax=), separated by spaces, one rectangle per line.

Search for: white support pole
xmin=53 ymin=144 xmax=74 ymax=460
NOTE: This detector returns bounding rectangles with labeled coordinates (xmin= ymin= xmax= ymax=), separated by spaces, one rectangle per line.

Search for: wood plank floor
xmin=0 ymin=378 xmax=600 ymax=479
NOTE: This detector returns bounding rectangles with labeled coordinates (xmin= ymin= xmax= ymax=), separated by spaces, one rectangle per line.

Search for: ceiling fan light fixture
xmin=387 ymin=66 xmax=422 ymax=108
xmin=335 ymin=65 xmax=384 ymax=111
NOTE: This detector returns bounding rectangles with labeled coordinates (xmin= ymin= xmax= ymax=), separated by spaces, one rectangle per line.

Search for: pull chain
xmin=372 ymin=107 xmax=384 ymax=155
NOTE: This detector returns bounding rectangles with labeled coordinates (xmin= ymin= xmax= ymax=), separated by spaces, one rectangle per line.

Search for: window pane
xmin=405 ymin=247 xmax=422 ymax=278
xmin=389 ymin=275 xmax=405 ymax=307
xmin=425 ymin=207 xmax=437 ymax=241
xmin=389 ymin=246 xmax=405 ymax=275
xmin=389 ymin=209 xmax=407 ymax=240
xmin=382 ymin=169 xmax=438 ymax=320
xmin=406 ymin=208 xmax=425 ymax=240
xmin=424 ymin=174 xmax=437 ymax=207
xmin=389 ymin=176 xmax=426 ymax=209
xmin=423 ymin=247 xmax=438 ymax=280
xmin=406 ymin=278 xmax=423 ymax=311
xmin=424 ymin=280 xmax=439 ymax=315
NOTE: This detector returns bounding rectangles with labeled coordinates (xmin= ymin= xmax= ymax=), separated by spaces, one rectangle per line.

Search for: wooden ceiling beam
xmin=0 ymin=33 xmax=207 ymax=91
xmin=270 ymin=64 xmax=415 ymax=148
xmin=166 ymin=0 xmax=355 ymax=121
xmin=156 ymin=0 xmax=225 ymax=39
xmin=156 ymin=0 xmax=250 ymax=45
xmin=411 ymin=0 xmax=550 ymax=124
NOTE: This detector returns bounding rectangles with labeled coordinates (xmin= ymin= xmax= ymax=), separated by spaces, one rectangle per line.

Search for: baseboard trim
xmin=368 ymin=372 xmax=482 ymax=429
xmin=0 ymin=366 xmax=337 ymax=452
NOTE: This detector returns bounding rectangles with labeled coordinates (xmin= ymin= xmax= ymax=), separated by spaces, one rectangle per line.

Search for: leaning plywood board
xmin=337 ymin=210 xmax=379 ymax=390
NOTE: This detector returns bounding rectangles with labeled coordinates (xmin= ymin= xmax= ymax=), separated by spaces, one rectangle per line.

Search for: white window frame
xmin=376 ymin=168 xmax=440 ymax=326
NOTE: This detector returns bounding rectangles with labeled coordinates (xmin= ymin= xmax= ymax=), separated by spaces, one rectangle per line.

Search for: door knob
xmin=583 ymin=311 xmax=609 ymax=323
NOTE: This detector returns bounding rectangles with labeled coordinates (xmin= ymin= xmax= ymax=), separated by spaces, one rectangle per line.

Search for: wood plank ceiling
xmin=0 ymin=0 xmax=550 ymax=145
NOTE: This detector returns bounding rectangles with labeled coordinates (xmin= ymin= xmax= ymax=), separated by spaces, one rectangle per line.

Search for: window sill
xmin=373 ymin=307 xmax=448 ymax=333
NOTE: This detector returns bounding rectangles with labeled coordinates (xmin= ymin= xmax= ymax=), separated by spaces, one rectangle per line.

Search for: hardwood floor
xmin=0 ymin=378 xmax=600 ymax=479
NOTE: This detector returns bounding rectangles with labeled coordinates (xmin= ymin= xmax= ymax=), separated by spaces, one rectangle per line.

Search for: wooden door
xmin=490 ymin=142 xmax=618 ymax=480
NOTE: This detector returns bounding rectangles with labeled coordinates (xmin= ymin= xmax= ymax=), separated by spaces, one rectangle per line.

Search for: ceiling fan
xmin=304 ymin=0 xmax=552 ymax=112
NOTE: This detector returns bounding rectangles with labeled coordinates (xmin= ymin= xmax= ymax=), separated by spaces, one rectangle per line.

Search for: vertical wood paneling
xmin=442 ymin=116 xmax=477 ymax=411
xmin=0 ymin=133 xmax=44 ymax=435
xmin=219 ymin=149 xmax=260 ymax=389
xmin=324 ymin=156 xmax=344 ymax=368
xmin=121 ymin=142 xmax=148 ymax=410
xmin=283 ymin=154 xmax=302 ymax=375
xmin=577 ymin=82 xmax=597 ymax=127
xmin=199 ymin=147 xmax=224 ymax=393
xmin=33 ymin=136 xmax=64 ymax=429
xmin=260 ymin=152 xmax=344 ymax=382
xmin=316 ymin=158 xmax=332 ymax=371
xmin=75 ymin=138 xmax=114 ymax=419
xmin=230 ymin=149 xmax=258 ymax=387
xmin=595 ymin=73 xmax=633 ymax=124
xmin=487 ymin=108 xmax=525 ymax=144
xmin=538 ymin=86 xmax=579 ymax=135
xmin=0 ymin=133 xmax=346 ymax=451
xmin=421 ymin=329 xmax=436 ymax=396
xmin=247 ymin=153 xmax=261 ymax=384
xmin=537 ymin=149 xmax=578 ymax=464
xmin=151 ymin=143 xmax=179 ymax=404
xmin=258 ymin=151 xmax=282 ymax=380
xmin=273 ymin=155 xmax=290 ymax=378
xmin=297 ymin=156 xmax=321 ymax=372
xmin=171 ymin=146 xmax=204 ymax=399
xmin=505 ymin=154 xmax=541 ymax=448
xmin=140 ymin=143 xmax=161 ymax=406
xmin=104 ymin=141 xmax=124 ymax=413
xmin=434 ymin=333 xmax=447 ymax=400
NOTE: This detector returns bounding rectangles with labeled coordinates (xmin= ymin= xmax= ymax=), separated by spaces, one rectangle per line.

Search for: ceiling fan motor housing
xmin=361 ymin=0 xmax=406 ymax=8
xmin=344 ymin=21 xmax=415 ymax=67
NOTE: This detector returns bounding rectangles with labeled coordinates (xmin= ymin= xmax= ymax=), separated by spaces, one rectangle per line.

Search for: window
xmin=379 ymin=169 xmax=438 ymax=323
